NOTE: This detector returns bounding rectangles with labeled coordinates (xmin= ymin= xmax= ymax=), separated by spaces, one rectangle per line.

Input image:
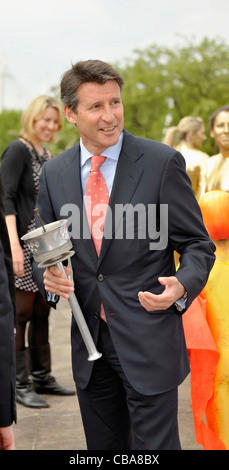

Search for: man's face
xmin=64 ymin=80 xmax=124 ymax=155
xmin=211 ymin=111 xmax=229 ymax=153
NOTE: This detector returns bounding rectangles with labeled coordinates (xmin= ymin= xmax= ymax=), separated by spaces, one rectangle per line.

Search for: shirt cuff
xmin=174 ymin=292 xmax=187 ymax=312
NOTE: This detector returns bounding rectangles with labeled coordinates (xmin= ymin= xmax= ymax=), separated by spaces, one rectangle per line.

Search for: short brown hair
xmin=60 ymin=60 xmax=124 ymax=111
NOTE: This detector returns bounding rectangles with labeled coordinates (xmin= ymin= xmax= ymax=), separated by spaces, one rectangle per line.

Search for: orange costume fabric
xmin=183 ymin=190 xmax=229 ymax=450
xmin=183 ymin=291 xmax=226 ymax=449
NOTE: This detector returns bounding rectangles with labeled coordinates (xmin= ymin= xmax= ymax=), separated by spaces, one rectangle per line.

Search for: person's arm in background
xmin=5 ymin=214 xmax=24 ymax=277
xmin=0 ymin=425 xmax=14 ymax=451
xmin=1 ymin=141 xmax=29 ymax=278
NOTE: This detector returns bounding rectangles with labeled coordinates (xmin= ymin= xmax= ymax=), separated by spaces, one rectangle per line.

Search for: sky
xmin=1 ymin=0 xmax=229 ymax=110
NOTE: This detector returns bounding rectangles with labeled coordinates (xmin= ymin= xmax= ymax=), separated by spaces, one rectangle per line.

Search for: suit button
xmin=94 ymin=312 xmax=100 ymax=319
xmin=97 ymin=273 xmax=104 ymax=282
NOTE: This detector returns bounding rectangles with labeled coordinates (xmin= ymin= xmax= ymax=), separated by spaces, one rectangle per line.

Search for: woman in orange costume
xmin=183 ymin=190 xmax=229 ymax=449
xmin=200 ymin=190 xmax=229 ymax=449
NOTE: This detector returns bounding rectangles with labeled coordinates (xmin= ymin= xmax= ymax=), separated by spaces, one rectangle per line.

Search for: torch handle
xmin=56 ymin=262 xmax=102 ymax=361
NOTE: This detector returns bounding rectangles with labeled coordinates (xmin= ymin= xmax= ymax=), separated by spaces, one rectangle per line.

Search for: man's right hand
xmin=43 ymin=265 xmax=74 ymax=299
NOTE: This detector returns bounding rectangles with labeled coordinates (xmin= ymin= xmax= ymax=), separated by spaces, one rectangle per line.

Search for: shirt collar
xmin=80 ymin=132 xmax=123 ymax=167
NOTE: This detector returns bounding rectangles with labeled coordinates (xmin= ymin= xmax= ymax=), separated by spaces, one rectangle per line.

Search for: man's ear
xmin=63 ymin=106 xmax=77 ymax=125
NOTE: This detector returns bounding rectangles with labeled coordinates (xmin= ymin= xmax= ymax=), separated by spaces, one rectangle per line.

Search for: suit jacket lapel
xmin=60 ymin=144 xmax=82 ymax=208
xmin=98 ymin=130 xmax=144 ymax=266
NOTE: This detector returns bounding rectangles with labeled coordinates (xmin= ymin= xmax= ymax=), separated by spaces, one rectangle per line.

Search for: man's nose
xmin=102 ymin=106 xmax=114 ymax=121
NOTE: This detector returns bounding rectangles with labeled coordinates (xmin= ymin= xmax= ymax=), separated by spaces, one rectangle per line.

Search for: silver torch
xmin=21 ymin=209 xmax=102 ymax=361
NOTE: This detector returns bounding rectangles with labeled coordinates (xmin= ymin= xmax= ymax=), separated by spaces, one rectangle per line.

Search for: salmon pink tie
xmin=86 ymin=155 xmax=109 ymax=321
xmin=86 ymin=155 xmax=109 ymax=255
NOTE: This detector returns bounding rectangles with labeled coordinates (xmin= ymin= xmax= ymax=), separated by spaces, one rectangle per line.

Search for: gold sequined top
xmin=206 ymin=154 xmax=229 ymax=192
xmin=176 ymin=144 xmax=209 ymax=200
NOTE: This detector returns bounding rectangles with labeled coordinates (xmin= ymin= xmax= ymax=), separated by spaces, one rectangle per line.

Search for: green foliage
xmin=1 ymin=36 xmax=229 ymax=158
xmin=116 ymin=36 xmax=229 ymax=155
xmin=0 ymin=110 xmax=22 ymax=156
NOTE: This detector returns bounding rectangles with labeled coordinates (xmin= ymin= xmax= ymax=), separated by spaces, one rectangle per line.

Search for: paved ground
xmin=13 ymin=298 xmax=202 ymax=451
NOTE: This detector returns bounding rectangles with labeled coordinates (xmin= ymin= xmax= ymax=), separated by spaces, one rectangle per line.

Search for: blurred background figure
xmin=182 ymin=190 xmax=229 ymax=450
xmin=199 ymin=190 xmax=229 ymax=449
xmin=0 ymin=175 xmax=16 ymax=450
xmin=206 ymin=105 xmax=229 ymax=192
xmin=164 ymin=116 xmax=209 ymax=200
xmin=0 ymin=95 xmax=75 ymax=409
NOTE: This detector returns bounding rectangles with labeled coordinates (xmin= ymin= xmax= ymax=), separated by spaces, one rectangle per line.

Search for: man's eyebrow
xmin=90 ymin=96 xmax=121 ymax=105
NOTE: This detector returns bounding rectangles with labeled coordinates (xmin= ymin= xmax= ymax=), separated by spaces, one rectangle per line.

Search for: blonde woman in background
xmin=1 ymin=95 xmax=75 ymax=409
xmin=164 ymin=116 xmax=209 ymax=200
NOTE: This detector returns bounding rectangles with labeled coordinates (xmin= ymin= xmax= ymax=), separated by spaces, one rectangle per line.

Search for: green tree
xmin=1 ymin=37 xmax=229 ymax=158
xmin=0 ymin=110 xmax=22 ymax=156
xmin=117 ymin=36 xmax=229 ymax=155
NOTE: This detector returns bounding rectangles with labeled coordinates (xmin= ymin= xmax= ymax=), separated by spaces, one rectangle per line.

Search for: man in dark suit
xmin=32 ymin=60 xmax=215 ymax=450
xmin=0 ymin=175 xmax=16 ymax=450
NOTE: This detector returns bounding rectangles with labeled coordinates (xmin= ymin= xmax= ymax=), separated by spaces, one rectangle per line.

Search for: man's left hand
xmin=138 ymin=276 xmax=185 ymax=312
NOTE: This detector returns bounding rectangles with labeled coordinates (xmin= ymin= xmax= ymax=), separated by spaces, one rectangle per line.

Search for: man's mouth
xmin=101 ymin=126 xmax=116 ymax=132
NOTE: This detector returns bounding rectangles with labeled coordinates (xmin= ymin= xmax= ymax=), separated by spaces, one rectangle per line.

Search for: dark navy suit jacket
xmin=32 ymin=130 xmax=215 ymax=395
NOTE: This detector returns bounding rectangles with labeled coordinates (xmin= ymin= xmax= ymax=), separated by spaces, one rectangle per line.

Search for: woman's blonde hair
xmin=19 ymin=95 xmax=64 ymax=143
xmin=163 ymin=116 xmax=204 ymax=147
